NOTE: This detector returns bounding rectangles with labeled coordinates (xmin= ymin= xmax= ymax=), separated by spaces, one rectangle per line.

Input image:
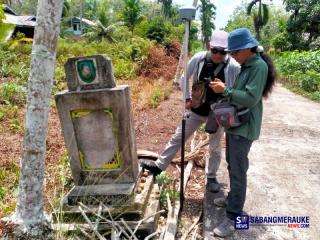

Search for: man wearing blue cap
xmin=210 ymin=28 xmax=276 ymax=237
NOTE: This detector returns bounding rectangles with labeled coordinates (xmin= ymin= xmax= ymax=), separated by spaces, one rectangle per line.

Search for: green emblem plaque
xmin=76 ymin=59 xmax=97 ymax=84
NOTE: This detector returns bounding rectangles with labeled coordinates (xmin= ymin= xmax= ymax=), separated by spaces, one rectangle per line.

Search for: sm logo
xmin=235 ymin=215 xmax=249 ymax=229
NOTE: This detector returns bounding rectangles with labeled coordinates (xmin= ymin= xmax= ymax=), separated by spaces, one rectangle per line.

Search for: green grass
xmin=150 ymin=87 xmax=163 ymax=108
xmin=0 ymin=160 xmax=20 ymax=217
xmin=279 ymin=77 xmax=320 ymax=102
xmin=0 ymin=82 xmax=26 ymax=105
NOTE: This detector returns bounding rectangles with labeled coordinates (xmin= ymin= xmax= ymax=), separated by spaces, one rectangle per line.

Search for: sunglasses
xmin=211 ymin=48 xmax=227 ymax=55
xmin=229 ymin=50 xmax=241 ymax=55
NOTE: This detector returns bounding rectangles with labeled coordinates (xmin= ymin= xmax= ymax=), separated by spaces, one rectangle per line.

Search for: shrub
xmin=164 ymin=40 xmax=181 ymax=59
xmin=301 ymin=70 xmax=320 ymax=92
xmin=0 ymin=82 xmax=26 ymax=105
xmin=146 ymin=17 xmax=169 ymax=44
xmin=149 ymin=87 xmax=163 ymax=108
xmin=275 ymin=50 xmax=320 ymax=101
xmin=138 ymin=46 xmax=177 ymax=81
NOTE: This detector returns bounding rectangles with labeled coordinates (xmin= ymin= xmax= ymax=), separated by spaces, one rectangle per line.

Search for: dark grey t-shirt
xmin=191 ymin=61 xmax=226 ymax=116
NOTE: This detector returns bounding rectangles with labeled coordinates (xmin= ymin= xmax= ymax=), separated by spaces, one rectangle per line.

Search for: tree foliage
xmin=121 ymin=0 xmax=142 ymax=35
xmin=199 ymin=0 xmax=216 ymax=48
xmin=83 ymin=21 xmax=124 ymax=42
xmin=246 ymin=0 xmax=270 ymax=40
xmin=146 ymin=16 xmax=168 ymax=44
xmin=226 ymin=2 xmax=289 ymax=51
xmin=157 ymin=0 xmax=173 ymax=20
xmin=0 ymin=4 xmax=15 ymax=42
xmin=225 ymin=3 xmax=254 ymax=33
xmin=284 ymin=0 xmax=320 ymax=50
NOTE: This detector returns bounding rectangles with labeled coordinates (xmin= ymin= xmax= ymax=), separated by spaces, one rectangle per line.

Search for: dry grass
xmin=138 ymin=46 xmax=177 ymax=81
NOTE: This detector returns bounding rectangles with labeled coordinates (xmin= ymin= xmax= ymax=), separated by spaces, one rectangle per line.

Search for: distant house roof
xmin=2 ymin=5 xmax=36 ymax=39
xmin=3 ymin=4 xmax=36 ymax=28
xmin=4 ymin=13 xmax=36 ymax=27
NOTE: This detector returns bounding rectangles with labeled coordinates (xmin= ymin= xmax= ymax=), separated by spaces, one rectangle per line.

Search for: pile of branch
xmin=172 ymin=131 xmax=209 ymax=168
xmin=75 ymin=201 xmax=164 ymax=240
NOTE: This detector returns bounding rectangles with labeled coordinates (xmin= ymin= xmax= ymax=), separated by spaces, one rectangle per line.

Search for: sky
xmin=173 ymin=0 xmax=285 ymax=29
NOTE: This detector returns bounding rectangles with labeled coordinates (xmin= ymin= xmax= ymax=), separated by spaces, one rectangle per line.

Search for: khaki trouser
xmin=155 ymin=110 xmax=224 ymax=178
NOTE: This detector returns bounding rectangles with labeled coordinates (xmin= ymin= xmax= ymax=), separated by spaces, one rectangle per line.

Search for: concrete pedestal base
xmin=53 ymin=171 xmax=160 ymax=237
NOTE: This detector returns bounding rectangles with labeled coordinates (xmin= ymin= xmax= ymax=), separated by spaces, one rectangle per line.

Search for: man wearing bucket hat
xmin=140 ymin=30 xmax=240 ymax=193
xmin=210 ymin=28 xmax=276 ymax=237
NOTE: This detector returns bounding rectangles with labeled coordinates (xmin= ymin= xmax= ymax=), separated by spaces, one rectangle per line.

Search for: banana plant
xmin=247 ymin=0 xmax=270 ymax=40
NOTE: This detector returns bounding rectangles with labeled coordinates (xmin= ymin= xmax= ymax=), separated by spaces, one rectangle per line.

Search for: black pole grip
xmin=180 ymin=118 xmax=186 ymax=211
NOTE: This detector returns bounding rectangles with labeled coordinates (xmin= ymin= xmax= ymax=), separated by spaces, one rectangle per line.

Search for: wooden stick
xmin=172 ymin=136 xmax=209 ymax=163
xmin=163 ymin=193 xmax=179 ymax=240
xmin=120 ymin=218 xmax=138 ymax=240
xmin=92 ymin=202 xmax=103 ymax=238
xmin=78 ymin=228 xmax=91 ymax=239
xmin=132 ymin=209 xmax=165 ymax=236
xmin=191 ymin=224 xmax=199 ymax=240
xmin=183 ymin=160 xmax=194 ymax=191
xmin=78 ymin=205 xmax=106 ymax=240
xmin=78 ymin=202 xmax=130 ymax=239
xmin=111 ymin=228 xmax=120 ymax=240
xmin=181 ymin=210 xmax=202 ymax=240
xmin=145 ymin=231 xmax=158 ymax=240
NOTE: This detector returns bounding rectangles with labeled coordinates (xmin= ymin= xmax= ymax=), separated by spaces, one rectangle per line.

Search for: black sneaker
xmin=207 ymin=178 xmax=220 ymax=193
xmin=140 ymin=160 xmax=162 ymax=176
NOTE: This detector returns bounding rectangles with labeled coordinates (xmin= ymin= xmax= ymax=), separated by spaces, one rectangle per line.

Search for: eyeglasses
xmin=229 ymin=50 xmax=241 ymax=55
xmin=211 ymin=48 xmax=227 ymax=55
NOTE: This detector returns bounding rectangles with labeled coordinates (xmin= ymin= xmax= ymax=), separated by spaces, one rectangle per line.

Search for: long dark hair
xmin=251 ymin=47 xmax=277 ymax=98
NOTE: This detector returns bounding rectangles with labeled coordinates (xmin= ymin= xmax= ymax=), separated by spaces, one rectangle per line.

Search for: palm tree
xmin=121 ymin=0 xmax=142 ymax=36
xmin=200 ymin=0 xmax=216 ymax=48
xmin=247 ymin=0 xmax=269 ymax=40
xmin=83 ymin=1 xmax=124 ymax=42
xmin=157 ymin=0 xmax=172 ymax=20
xmin=83 ymin=20 xmax=124 ymax=42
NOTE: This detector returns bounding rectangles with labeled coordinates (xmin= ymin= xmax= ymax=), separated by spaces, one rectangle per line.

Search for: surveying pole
xmin=178 ymin=6 xmax=196 ymax=212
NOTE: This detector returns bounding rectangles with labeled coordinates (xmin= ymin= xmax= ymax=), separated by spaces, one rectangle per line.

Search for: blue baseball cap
xmin=225 ymin=28 xmax=258 ymax=52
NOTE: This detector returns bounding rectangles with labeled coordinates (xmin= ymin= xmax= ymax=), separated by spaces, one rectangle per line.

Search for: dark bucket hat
xmin=225 ymin=28 xmax=258 ymax=51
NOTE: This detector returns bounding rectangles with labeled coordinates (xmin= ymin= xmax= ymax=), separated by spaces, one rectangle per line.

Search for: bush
xmin=276 ymin=50 xmax=320 ymax=100
xmin=0 ymin=82 xmax=26 ymax=105
xmin=138 ymin=46 xmax=177 ymax=81
xmin=146 ymin=17 xmax=169 ymax=44
xmin=301 ymin=70 xmax=320 ymax=92
xmin=164 ymin=40 xmax=181 ymax=59
xmin=149 ymin=87 xmax=163 ymax=108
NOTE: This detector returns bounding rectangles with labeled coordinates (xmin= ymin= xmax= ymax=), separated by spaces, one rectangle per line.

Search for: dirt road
xmin=204 ymin=85 xmax=320 ymax=240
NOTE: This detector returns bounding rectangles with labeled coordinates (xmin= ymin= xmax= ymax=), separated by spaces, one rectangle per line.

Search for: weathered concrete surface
xmin=65 ymin=55 xmax=116 ymax=91
xmin=204 ymin=85 xmax=320 ymax=240
xmin=55 ymin=86 xmax=139 ymax=185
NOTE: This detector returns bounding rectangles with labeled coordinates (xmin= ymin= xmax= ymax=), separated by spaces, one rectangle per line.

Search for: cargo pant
xmin=155 ymin=110 xmax=224 ymax=179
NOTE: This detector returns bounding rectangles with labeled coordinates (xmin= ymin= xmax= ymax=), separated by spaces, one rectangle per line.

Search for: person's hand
xmin=209 ymin=78 xmax=225 ymax=93
xmin=185 ymin=99 xmax=192 ymax=110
